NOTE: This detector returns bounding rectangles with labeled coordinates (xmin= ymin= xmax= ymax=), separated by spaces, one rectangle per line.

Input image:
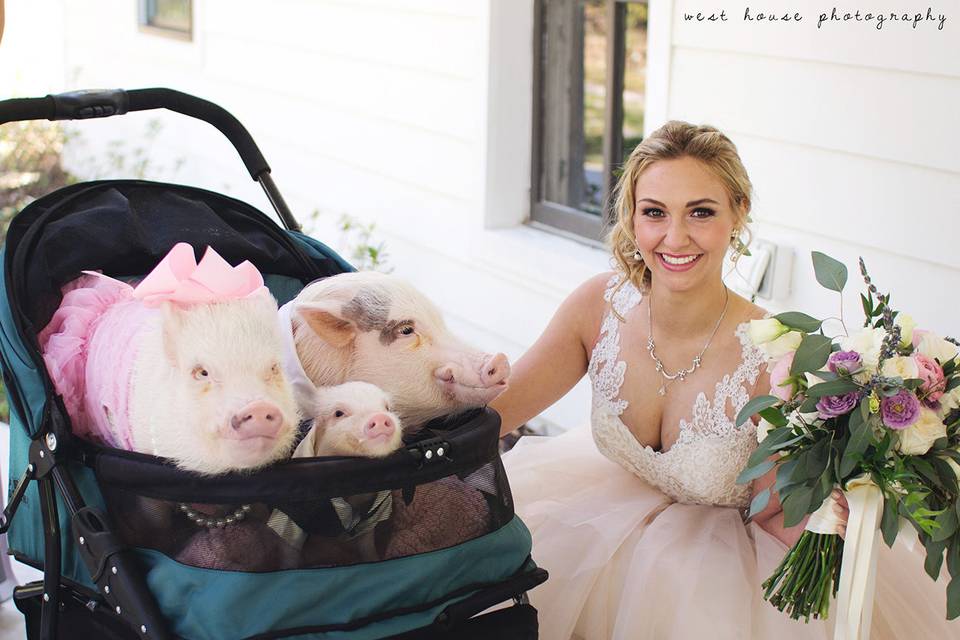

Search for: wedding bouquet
xmin=737 ymin=252 xmax=960 ymax=623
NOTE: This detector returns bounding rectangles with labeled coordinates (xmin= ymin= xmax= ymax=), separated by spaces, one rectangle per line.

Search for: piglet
xmin=267 ymin=382 xmax=403 ymax=562
xmin=279 ymin=271 xmax=510 ymax=429
xmin=296 ymin=381 xmax=403 ymax=459
xmin=39 ymin=243 xmax=299 ymax=475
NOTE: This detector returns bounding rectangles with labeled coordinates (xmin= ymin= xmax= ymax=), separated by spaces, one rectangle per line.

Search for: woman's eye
xmin=641 ymin=207 xmax=666 ymax=218
xmin=691 ymin=207 xmax=716 ymax=218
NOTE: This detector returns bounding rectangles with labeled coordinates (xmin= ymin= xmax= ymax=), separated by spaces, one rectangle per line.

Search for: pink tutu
xmin=38 ymin=273 xmax=144 ymax=449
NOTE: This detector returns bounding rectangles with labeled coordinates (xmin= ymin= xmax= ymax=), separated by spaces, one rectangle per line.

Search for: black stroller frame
xmin=0 ymin=89 xmax=545 ymax=640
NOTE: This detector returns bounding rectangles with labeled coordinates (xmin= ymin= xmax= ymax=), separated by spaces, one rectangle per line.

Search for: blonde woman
xmin=492 ymin=122 xmax=951 ymax=639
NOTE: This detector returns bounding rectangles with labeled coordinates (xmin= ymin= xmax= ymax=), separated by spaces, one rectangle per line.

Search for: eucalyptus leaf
xmin=735 ymin=395 xmax=780 ymax=427
xmin=812 ymin=251 xmax=848 ymax=292
xmin=948 ymin=537 xmax=960 ymax=579
xmin=790 ymin=334 xmax=834 ymax=376
xmin=925 ymin=538 xmax=948 ymax=580
xmin=774 ymin=312 xmax=823 ymax=333
xmin=758 ymin=407 xmax=788 ymax=428
xmin=746 ymin=426 xmax=795 ymax=468
xmin=949 ymin=575 xmax=960 ymax=620
xmin=839 ymin=409 xmax=871 ymax=478
xmin=774 ymin=459 xmax=801 ymax=494
xmin=947 ymin=377 xmax=960 ymax=393
xmin=881 ymin=495 xmax=899 ymax=547
xmin=805 ymin=378 xmax=861 ymax=399
xmin=804 ymin=438 xmax=832 ymax=480
xmin=736 ymin=459 xmax=776 ymax=485
xmin=932 ymin=507 xmax=959 ymax=543
xmin=747 ymin=488 xmax=771 ymax=520
xmin=800 ymin=397 xmax=820 ymax=414
xmin=781 ymin=486 xmax=814 ymax=528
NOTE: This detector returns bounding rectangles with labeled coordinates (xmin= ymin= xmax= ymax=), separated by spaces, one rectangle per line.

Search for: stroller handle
xmin=0 ymin=88 xmax=301 ymax=231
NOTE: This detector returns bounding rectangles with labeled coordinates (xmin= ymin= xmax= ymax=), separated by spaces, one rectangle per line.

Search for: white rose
xmin=756 ymin=418 xmax=775 ymax=443
xmin=880 ymin=356 xmax=919 ymax=381
xmin=761 ymin=331 xmax=803 ymax=361
xmin=787 ymin=409 xmax=822 ymax=430
xmin=938 ymin=385 xmax=960 ymax=417
xmin=748 ymin=318 xmax=790 ymax=346
xmin=896 ymin=313 xmax=916 ymax=347
xmin=839 ymin=327 xmax=887 ymax=370
xmin=897 ymin=408 xmax=946 ymax=456
xmin=914 ymin=332 xmax=959 ymax=364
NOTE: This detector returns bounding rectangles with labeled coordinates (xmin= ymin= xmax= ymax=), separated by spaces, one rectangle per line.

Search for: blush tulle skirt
xmin=503 ymin=425 xmax=957 ymax=640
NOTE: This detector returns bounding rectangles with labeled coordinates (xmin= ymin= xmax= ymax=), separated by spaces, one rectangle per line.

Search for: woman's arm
xmin=491 ymin=273 xmax=610 ymax=437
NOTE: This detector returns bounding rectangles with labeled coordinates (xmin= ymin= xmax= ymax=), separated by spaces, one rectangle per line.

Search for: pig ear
xmin=160 ymin=302 xmax=185 ymax=366
xmin=295 ymin=301 xmax=356 ymax=348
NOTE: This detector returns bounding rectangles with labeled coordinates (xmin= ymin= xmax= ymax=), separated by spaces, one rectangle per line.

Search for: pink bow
xmin=133 ymin=243 xmax=268 ymax=308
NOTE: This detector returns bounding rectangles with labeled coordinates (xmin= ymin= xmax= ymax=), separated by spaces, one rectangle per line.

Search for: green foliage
xmin=790 ymin=334 xmax=834 ymax=376
xmin=812 ymin=251 xmax=848 ymax=292
xmin=774 ymin=311 xmax=823 ymax=333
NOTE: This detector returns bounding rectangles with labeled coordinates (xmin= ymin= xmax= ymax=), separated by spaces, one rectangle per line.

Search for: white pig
xmin=278 ymin=272 xmax=510 ymax=428
xmin=295 ymin=381 xmax=403 ymax=459
xmin=40 ymin=244 xmax=299 ymax=475
xmin=128 ymin=297 xmax=299 ymax=474
xmin=267 ymin=381 xmax=403 ymax=559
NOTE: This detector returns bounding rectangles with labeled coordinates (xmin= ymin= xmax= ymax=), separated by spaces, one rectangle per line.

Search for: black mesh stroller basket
xmin=0 ymin=89 xmax=545 ymax=640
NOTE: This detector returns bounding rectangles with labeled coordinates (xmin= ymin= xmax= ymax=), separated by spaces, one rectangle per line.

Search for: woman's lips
xmin=656 ymin=253 xmax=703 ymax=272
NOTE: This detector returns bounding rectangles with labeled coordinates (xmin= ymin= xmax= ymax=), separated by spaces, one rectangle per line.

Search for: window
xmin=531 ymin=0 xmax=648 ymax=243
xmin=140 ymin=0 xmax=193 ymax=40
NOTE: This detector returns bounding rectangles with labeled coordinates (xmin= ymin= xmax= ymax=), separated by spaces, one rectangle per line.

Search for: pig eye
xmin=334 ymin=410 xmax=345 ymax=418
xmin=397 ymin=324 xmax=415 ymax=337
xmin=192 ymin=366 xmax=209 ymax=381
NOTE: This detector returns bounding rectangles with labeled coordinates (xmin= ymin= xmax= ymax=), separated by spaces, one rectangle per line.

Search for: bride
xmin=491 ymin=121 xmax=955 ymax=639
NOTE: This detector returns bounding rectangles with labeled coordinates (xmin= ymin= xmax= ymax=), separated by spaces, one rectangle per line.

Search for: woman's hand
xmin=831 ymin=488 xmax=850 ymax=539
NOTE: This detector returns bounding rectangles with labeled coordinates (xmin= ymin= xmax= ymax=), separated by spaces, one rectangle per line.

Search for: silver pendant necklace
xmin=646 ymin=286 xmax=730 ymax=396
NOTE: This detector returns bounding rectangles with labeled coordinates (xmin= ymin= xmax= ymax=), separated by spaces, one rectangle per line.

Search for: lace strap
xmin=588 ymin=273 xmax=643 ymax=416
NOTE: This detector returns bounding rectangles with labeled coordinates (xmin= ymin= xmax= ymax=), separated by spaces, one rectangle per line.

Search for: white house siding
xmin=5 ymin=0 xmax=958 ymax=433
xmin=663 ymin=0 xmax=960 ymax=338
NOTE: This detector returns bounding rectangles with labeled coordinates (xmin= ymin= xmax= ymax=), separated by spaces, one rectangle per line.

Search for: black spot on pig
xmin=342 ymin=289 xmax=391 ymax=332
xmin=379 ymin=319 xmax=415 ymax=346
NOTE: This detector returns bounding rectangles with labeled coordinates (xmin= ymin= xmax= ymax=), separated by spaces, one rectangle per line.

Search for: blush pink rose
xmin=769 ymin=352 xmax=796 ymax=402
xmin=914 ymin=354 xmax=946 ymax=405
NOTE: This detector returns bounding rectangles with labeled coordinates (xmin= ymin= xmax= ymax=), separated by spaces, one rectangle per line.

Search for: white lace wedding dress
xmin=503 ymin=274 xmax=957 ymax=640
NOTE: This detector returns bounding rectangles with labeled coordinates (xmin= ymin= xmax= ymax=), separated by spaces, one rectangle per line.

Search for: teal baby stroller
xmin=0 ymin=89 xmax=546 ymax=639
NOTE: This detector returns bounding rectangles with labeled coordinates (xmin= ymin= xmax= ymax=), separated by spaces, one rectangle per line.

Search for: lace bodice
xmin=588 ymin=274 xmax=766 ymax=509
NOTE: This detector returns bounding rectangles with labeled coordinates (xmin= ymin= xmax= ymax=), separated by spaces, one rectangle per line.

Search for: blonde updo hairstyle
xmin=608 ymin=121 xmax=754 ymax=294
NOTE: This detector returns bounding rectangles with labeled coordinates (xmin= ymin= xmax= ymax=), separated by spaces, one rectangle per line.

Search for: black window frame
xmin=530 ymin=0 xmax=648 ymax=245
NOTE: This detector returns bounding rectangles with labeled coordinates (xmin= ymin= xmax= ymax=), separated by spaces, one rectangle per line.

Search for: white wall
xmin=662 ymin=0 xmax=960 ymax=338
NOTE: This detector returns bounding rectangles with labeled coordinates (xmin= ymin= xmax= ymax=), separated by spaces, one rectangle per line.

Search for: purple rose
xmin=828 ymin=350 xmax=862 ymax=375
xmin=816 ymin=392 xmax=859 ymax=419
xmin=880 ymin=389 xmax=921 ymax=430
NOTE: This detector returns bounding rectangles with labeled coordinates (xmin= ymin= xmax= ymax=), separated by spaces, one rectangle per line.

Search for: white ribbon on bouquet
xmin=805 ymin=476 xmax=883 ymax=640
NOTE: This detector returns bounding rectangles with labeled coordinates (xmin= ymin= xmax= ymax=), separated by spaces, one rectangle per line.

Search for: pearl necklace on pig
xmin=178 ymin=502 xmax=253 ymax=529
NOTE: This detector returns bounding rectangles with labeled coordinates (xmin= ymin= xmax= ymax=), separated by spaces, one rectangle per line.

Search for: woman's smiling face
xmin=632 ymin=156 xmax=739 ymax=292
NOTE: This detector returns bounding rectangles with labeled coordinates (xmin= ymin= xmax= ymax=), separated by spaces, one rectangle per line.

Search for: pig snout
xmin=480 ymin=353 xmax=510 ymax=387
xmin=227 ymin=401 xmax=285 ymax=440
xmin=434 ymin=352 xmax=510 ymax=406
xmin=364 ymin=412 xmax=396 ymax=441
